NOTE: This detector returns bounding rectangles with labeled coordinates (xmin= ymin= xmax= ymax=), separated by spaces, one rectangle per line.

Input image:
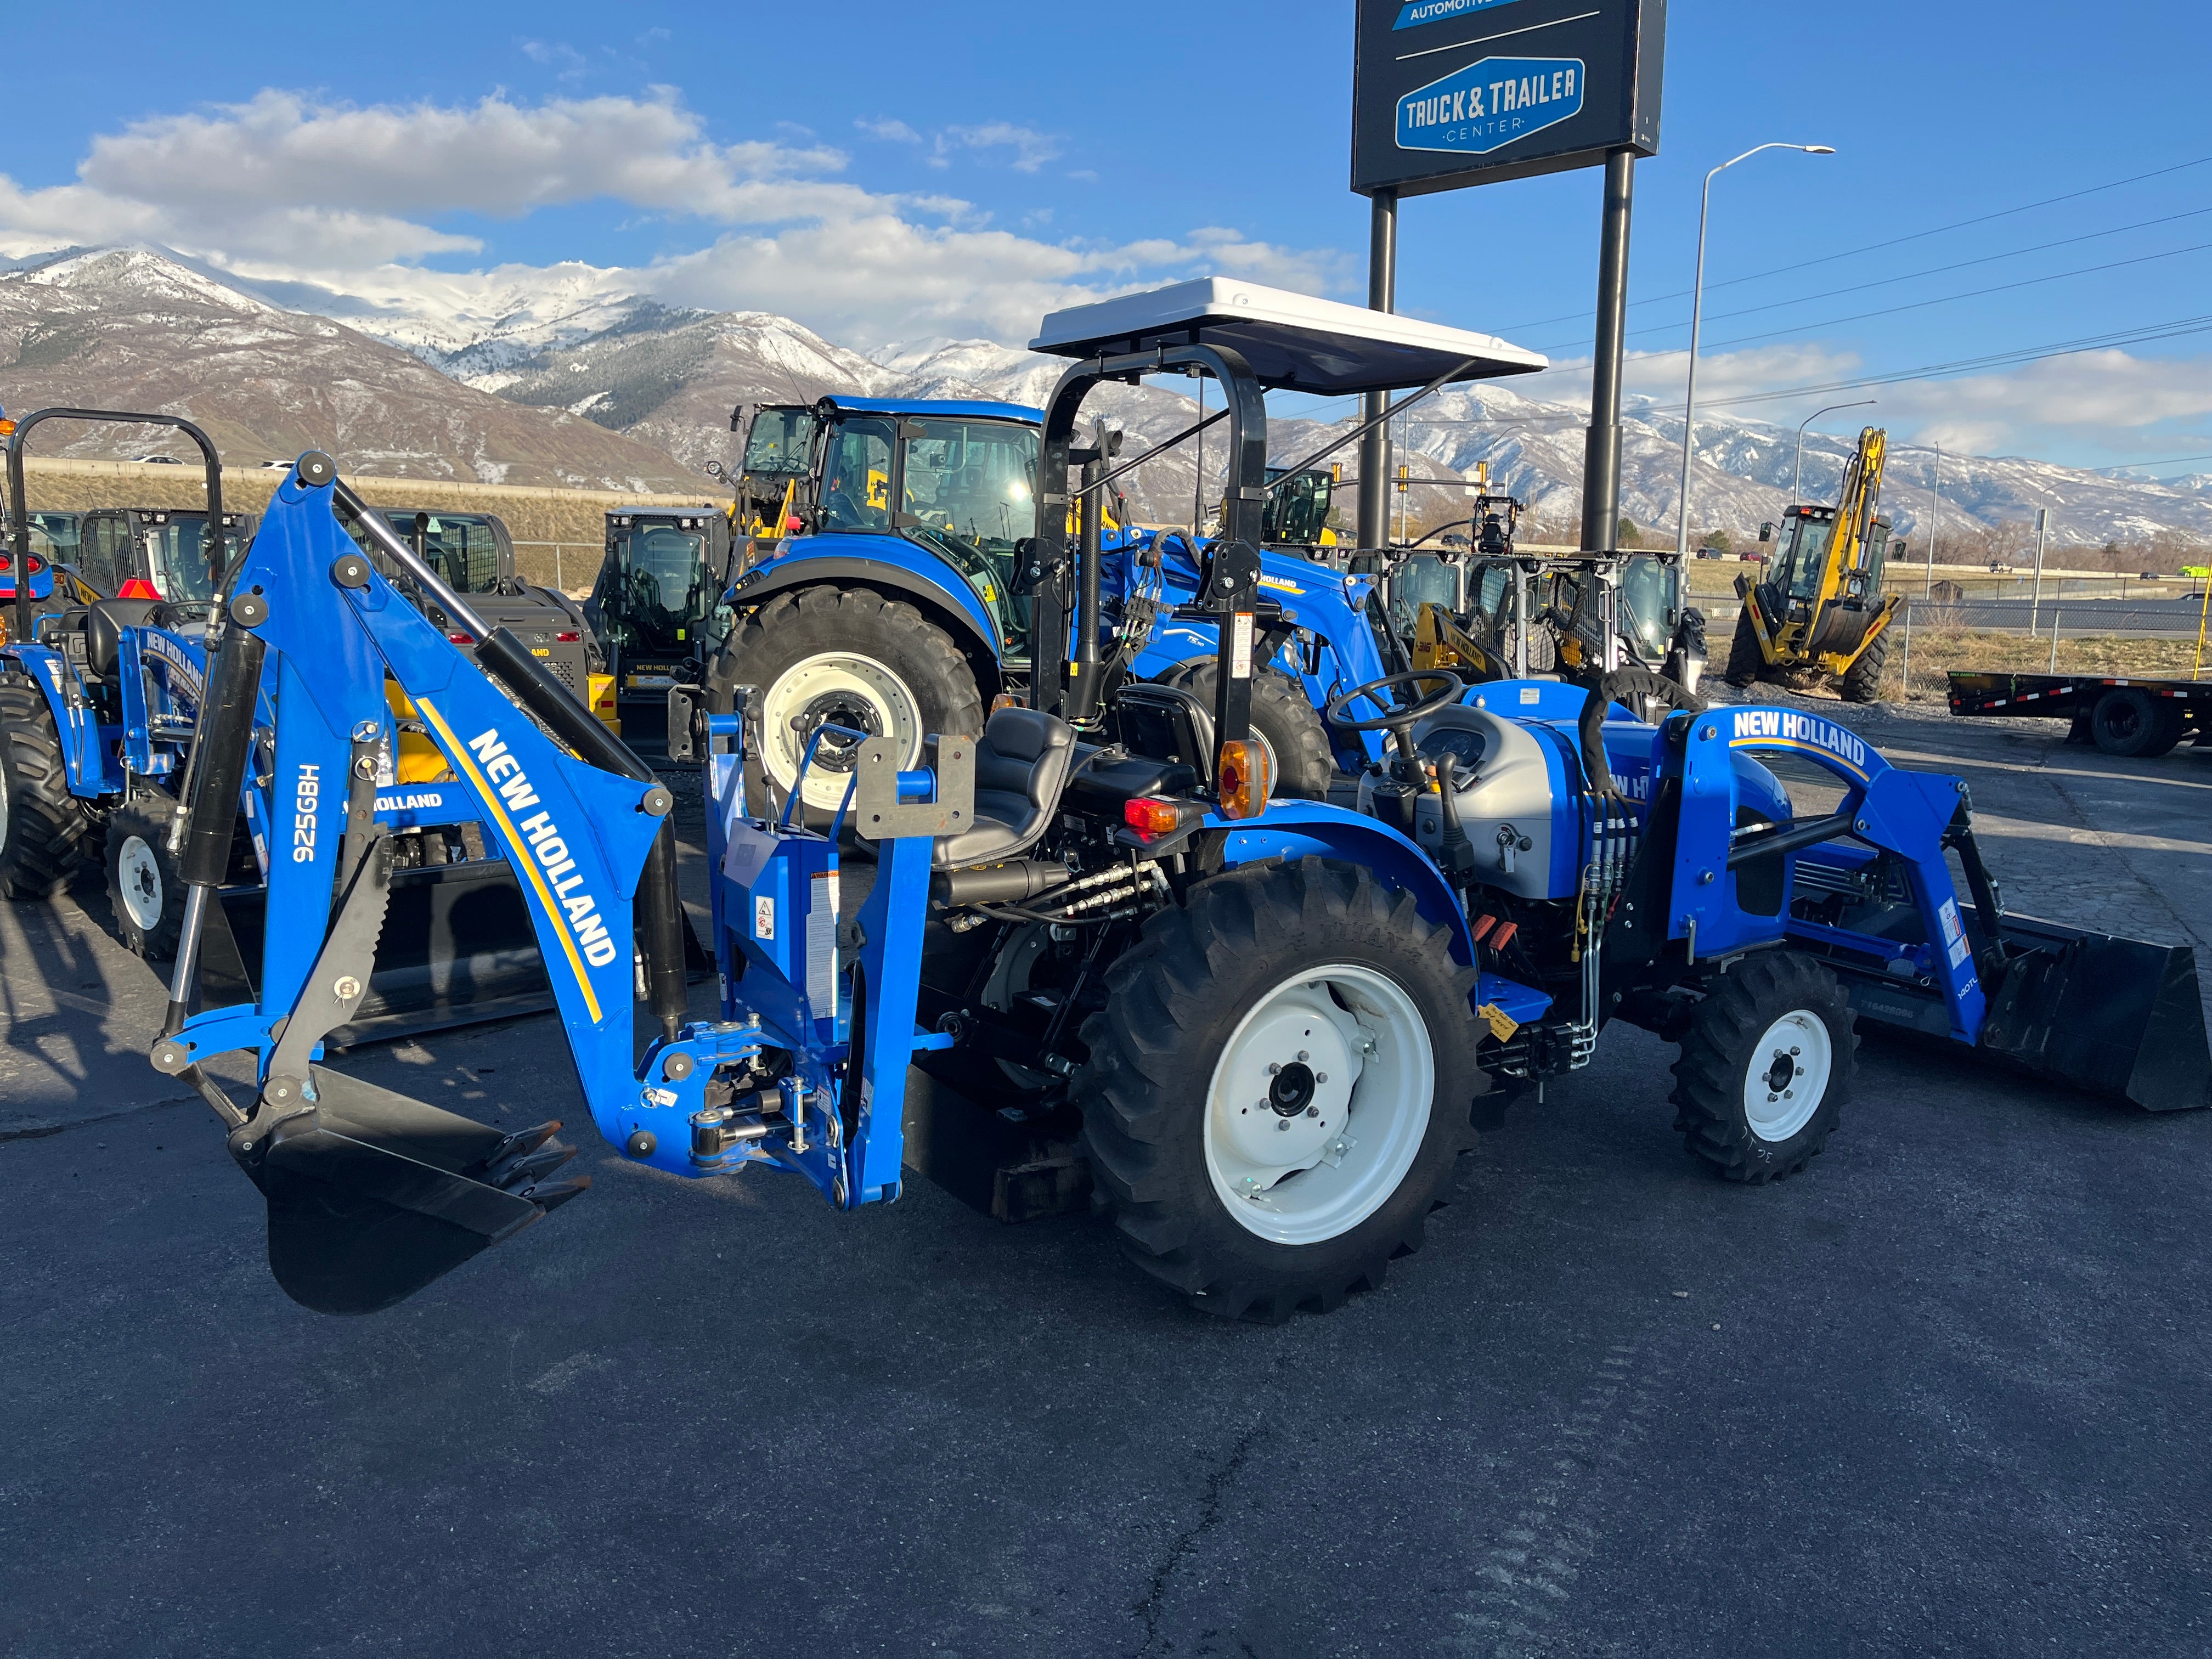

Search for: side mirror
xmin=729 ymin=403 xmax=748 ymax=435
xmin=704 ymin=459 xmax=726 ymax=481
xmin=1758 ymin=522 xmax=1774 ymax=543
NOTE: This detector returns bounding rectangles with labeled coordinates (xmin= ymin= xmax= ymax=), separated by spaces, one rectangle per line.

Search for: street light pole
xmin=1792 ymin=399 xmax=1876 ymax=500
xmin=1675 ymin=142 xmax=1836 ymax=612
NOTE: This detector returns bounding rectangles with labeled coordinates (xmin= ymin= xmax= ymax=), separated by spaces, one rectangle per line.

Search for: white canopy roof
xmin=1030 ymin=278 xmax=1548 ymax=396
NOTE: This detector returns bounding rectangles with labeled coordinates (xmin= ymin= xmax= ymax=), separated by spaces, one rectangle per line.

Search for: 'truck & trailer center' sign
xmin=1353 ymin=0 xmax=1665 ymax=195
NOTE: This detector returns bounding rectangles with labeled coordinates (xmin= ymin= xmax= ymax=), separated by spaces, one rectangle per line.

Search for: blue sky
xmin=3 ymin=0 xmax=2209 ymax=475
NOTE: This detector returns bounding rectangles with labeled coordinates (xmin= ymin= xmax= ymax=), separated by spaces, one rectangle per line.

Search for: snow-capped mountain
xmin=0 ymin=249 xmax=709 ymax=490
xmin=5 ymin=244 xmax=2205 ymax=549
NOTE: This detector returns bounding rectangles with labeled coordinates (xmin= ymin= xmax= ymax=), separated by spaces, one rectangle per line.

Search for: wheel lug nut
xmin=1316 ymin=1072 xmax=1328 ymax=1084
xmin=1296 ymin=1051 xmax=1310 ymax=1062
xmin=1768 ymin=1093 xmax=1778 ymax=1103
xmin=1276 ymin=1119 xmax=1289 ymax=1132
xmin=1268 ymin=1063 xmax=1280 ymax=1075
xmin=1306 ymin=1105 xmax=1318 ymax=1118
xmin=1790 ymin=1046 xmax=1802 ymax=1056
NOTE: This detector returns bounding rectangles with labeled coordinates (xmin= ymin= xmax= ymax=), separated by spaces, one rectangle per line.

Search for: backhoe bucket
xmin=1975 ymin=915 xmax=2210 ymax=1114
xmin=236 ymin=1068 xmax=587 ymax=1315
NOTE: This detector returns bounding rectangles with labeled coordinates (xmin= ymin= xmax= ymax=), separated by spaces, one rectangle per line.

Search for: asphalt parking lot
xmin=4 ymin=700 xmax=2208 ymax=1657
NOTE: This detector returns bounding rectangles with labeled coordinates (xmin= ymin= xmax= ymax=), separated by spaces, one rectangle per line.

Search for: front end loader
xmin=148 ymin=284 xmax=2208 ymax=1325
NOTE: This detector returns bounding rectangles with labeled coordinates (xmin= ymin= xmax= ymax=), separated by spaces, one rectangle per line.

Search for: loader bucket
xmin=204 ymin=861 xmax=552 ymax=1045
xmin=239 ymin=1068 xmax=587 ymax=1315
xmin=1976 ymin=914 xmax=2211 ymax=1114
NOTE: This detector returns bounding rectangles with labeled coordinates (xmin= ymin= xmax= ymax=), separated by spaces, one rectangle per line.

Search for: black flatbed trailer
xmin=1948 ymin=669 xmax=2212 ymax=758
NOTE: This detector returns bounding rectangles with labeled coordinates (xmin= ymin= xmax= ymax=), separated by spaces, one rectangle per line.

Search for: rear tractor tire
xmin=1173 ymin=660 xmax=1337 ymax=800
xmin=706 ymin=585 xmax=983 ymax=823
xmin=1669 ymin=951 xmax=1855 ymax=1183
xmin=105 ymin=791 xmax=187 ymax=960
xmin=1075 ymin=857 xmax=1487 ymax=1322
xmin=1838 ymin=632 xmax=1888 ymax=704
xmin=0 ymin=672 xmax=99 ymax=900
xmin=1722 ymin=610 xmax=1767 ymax=689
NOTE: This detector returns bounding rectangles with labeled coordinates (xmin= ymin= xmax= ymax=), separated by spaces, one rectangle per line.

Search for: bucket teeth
xmin=517 ymin=1175 xmax=591 ymax=1215
xmin=483 ymin=1136 xmax=581 ymax=1192
xmin=471 ymin=1124 xmax=575 ymax=1186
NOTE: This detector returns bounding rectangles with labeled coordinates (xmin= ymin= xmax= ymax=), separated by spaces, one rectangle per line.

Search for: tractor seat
xmin=86 ymin=598 xmax=163 ymax=679
xmin=932 ymin=707 xmax=1077 ymax=870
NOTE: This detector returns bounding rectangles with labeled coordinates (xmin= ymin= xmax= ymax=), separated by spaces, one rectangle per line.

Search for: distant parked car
xmin=1695 ymin=548 xmax=1726 ymax=560
xmin=131 ymin=454 xmax=182 ymax=465
xmin=2140 ymin=570 xmax=2162 ymax=581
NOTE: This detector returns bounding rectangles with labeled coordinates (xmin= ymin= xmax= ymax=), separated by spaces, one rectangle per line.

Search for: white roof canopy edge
xmin=1028 ymin=277 xmax=1549 ymax=397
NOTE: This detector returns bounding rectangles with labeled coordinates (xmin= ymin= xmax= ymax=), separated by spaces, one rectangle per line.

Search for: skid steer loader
xmin=1726 ymin=426 xmax=1902 ymax=701
xmin=145 ymin=283 xmax=2207 ymax=1325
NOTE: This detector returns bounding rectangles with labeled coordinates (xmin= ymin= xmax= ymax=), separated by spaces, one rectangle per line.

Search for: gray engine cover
xmin=1359 ymin=708 xmax=1567 ymax=901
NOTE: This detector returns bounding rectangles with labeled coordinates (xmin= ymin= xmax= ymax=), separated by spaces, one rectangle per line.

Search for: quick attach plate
xmin=853 ymin=735 xmax=975 ymax=841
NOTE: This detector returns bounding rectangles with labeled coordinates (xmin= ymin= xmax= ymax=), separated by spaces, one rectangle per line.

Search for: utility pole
xmin=2029 ymin=507 xmax=2049 ymax=633
xmin=1923 ymin=448 xmax=1942 ymax=598
xmin=1357 ymin=190 xmax=1397 ymax=554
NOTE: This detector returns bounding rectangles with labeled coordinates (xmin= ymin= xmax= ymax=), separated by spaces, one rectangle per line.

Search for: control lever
xmin=1432 ymin=753 xmax=1476 ymax=877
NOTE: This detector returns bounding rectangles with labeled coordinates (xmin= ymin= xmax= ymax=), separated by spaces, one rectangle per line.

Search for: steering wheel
xmin=1325 ymin=670 xmax=1464 ymax=780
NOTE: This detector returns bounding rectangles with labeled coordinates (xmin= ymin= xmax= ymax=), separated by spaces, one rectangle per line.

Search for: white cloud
xmin=0 ymin=86 xmax=1351 ymax=347
xmin=940 ymin=123 xmax=1062 ymax=173
xmin=855 ymin=117 xmax=923 ymax=144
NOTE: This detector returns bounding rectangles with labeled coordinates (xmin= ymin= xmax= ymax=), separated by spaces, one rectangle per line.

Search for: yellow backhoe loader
xmin=1725 ymin=426 xmax=1902 ymax=702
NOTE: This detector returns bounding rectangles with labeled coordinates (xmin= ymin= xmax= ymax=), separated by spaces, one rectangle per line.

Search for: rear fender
xmin=1215 ymin=802 xmax=1477 ymax=966
xmin=2 ymin=642 xmax=115 ymax=797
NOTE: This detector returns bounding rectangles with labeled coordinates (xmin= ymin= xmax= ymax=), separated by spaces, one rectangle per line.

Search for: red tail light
xmin=447 ymin=631 xmax=476 ymax=646
xmin=25 ymin=555 xmax=43 ymax=574
xmin=0 ymin=555 xmax=12 ymax=573
xmin=555 ymin=630 xmax=580 ymax=642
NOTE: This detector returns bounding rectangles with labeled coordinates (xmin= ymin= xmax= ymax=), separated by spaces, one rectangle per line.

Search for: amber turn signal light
xmin=1124 ymin=797 xmax=1193 ymax=835
xmin=1216 ymin=739 xmax=1273 ymax=821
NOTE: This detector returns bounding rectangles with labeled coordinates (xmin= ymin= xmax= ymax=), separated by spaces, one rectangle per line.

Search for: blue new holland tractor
xmin=142 ymin=281 xmax=2206 ymax=1323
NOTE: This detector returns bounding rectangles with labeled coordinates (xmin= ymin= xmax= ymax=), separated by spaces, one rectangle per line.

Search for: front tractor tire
xmin=105 ymin=792 xmax=187 ymax=959
xmin=1669 ymin=951 xmax=1856 ymax=1183
xmin=0 ymin=672 xmax=98 ymax=900
xmin=706 ymin=585 xmax=983 ymax=823
xmin=1075 ymin=858 xmax=1486 ymax=1322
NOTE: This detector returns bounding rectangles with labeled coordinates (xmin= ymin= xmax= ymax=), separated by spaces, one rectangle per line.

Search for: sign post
xmin=1351 ymin=0 xmax=1666 ymax=554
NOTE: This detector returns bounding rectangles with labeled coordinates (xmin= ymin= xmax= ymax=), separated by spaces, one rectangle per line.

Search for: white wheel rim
xmin=1203 ymin=963 xmax=1435 ymax=1246
xmin=1742 ymin=1010 xmax=1831 ymax=1142
xmin=0 ymin=760 xmax=10 ymax=857
xmin=118 ymin=834 xmax=165 ymax=931
xmin=759 ymin=652 xmax=923 ymax=812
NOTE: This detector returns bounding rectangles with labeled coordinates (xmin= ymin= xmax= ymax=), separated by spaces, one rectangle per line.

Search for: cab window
xmin=821 ymin=422 xmax=895 ymax=532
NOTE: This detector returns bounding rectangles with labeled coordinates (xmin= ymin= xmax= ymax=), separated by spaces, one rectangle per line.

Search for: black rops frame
xmin=1028 ymin=342 xmax=1269 ymax=758
xmin=7 ymin=408 xmax=227 ymax=644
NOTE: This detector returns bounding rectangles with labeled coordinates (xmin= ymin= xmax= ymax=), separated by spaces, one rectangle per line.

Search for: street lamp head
xmin=1803 ymin=145 xmax=1837 ymax=155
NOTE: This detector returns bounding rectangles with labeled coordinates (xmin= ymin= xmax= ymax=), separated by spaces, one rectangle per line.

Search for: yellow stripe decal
xmin=1728 ymin=734 xmax=1870 ymax=782
xmin=416 ymin=696 xmax=603 ymax=1023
